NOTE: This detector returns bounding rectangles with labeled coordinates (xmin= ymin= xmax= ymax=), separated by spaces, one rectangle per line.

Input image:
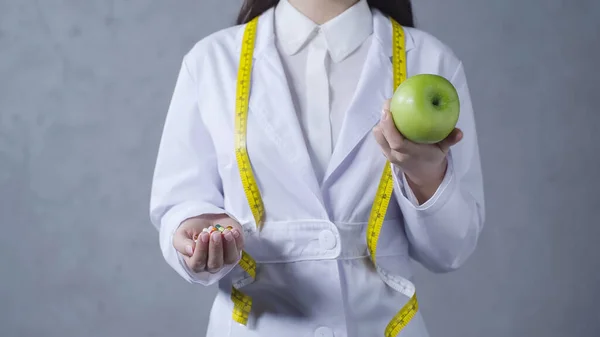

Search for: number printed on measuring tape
xmin=239 ymin=251 xmax=257 ymax=278
xmin=231 ymin=287 xmax=253 ymax=324
xmin=385 ymin=294 xmax=419 ymax=337
xmin=366 ymin=164 xmax=395 ymax=265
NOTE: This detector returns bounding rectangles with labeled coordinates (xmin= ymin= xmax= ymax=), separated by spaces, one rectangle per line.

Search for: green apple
xmin=389 ymin=74 xmax=460 ymax=144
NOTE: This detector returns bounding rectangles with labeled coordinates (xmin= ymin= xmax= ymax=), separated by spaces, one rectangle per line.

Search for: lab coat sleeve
xmin=392 ymin=62 xmax=485 ymax=273
xmin=149 ymin=55 xmax=239 ymax=285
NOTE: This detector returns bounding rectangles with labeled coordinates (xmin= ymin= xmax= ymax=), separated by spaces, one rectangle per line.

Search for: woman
xmin=150 ymin=0 xmax=485 ymax=336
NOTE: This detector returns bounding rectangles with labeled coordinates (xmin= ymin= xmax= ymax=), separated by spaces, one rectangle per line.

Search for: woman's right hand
xmin=173 ymin=214 xmax=244 ymax=273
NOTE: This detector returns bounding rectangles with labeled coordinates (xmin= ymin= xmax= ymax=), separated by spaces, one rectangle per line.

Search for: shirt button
xmin=314 ymin=326 xmax=333 ymax=337
xmin=319 ymin=230 xmax=337 ymax=251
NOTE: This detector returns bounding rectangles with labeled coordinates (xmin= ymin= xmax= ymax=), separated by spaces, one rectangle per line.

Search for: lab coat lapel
xmin=246 ymin=10 xmax=325 ymax=207
xmin=323 ymin=11 xmax=412 ymax=184
xmin=323 ymin=31 xmax=392 ymax=183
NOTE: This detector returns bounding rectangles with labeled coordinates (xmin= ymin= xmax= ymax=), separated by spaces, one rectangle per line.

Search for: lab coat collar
xmin=274 ymin=0 xmax=373 ymax=63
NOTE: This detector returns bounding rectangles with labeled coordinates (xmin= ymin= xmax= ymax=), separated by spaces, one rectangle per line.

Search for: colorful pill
xmin=193 ymin=233 xmax=200 ymax=241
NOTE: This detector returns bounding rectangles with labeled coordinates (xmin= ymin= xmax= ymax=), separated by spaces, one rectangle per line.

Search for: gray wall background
xmin=1 ymin=0 xmax=599 ymax=336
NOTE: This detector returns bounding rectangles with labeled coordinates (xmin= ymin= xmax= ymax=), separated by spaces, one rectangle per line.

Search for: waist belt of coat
xmin=231 ymin=16 xmax=418 ymax=336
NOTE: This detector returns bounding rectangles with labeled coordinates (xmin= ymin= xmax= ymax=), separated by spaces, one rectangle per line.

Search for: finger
xmin=222 ymin=229 xmax=239 ymax=265
xmin=173 ymin=229 xmax=196 ymax=258
xmin=382 ymin=99 xmax=391 ymax=111
xmin=232 ymin=227 xmax=244 ymax=252
xmin=438 ymin=128 xmax=463 ymax=153
xmin=220 ymin=217 xmax=244 ymax=251
xmin=380 ymin=109 xmax=409 ymax=152
xmin=373 ymin=125 xmax=392 ymax=157
xmin=206 ymin=231 xmax=224 ymax=273
xmin=188 ymin=232 xmax=210 ymax=272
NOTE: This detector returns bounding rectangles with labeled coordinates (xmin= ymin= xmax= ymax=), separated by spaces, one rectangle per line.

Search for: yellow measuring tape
xmin=232 ymin=16 xmax=419 ymax=335
xmin=230 ymin=16 xmax=261 ymax=326
xmin=234 ymin=17 xmax=265 ymax=229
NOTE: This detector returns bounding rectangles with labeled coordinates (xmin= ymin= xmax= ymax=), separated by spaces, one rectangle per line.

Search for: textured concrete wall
xmin=1 ymin=0 xmax=599 ymax=336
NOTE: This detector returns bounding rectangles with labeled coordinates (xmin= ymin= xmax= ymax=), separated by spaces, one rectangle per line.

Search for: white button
xmin=319 ymin=230 xmax=337 ymax=250
xmin=314 ymin=326 xmax=333 ymax=337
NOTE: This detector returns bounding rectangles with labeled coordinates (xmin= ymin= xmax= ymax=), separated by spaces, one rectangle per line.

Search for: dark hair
xmin=236 ymin=0 xmax=414 ymax=27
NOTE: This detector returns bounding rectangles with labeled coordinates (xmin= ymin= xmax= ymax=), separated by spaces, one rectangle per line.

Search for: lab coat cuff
xmin=392 ymin=150 xmax=456 ymax=217
xmin=397 ymin=169 xmax=420 ymax=206
xmin=159 ymin=202 xmax=227 ymax=284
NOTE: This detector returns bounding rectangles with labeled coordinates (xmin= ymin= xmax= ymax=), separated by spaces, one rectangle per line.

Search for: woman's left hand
xmin=373 ymin=100 xmax=463 ymax=204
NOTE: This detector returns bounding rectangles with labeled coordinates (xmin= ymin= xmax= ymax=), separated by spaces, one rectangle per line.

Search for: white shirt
xmin=274 ymin=0 xmax=373 ymax=185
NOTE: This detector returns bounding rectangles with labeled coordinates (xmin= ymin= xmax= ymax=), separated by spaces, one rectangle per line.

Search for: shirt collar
xmin=274 ymin=0 xmax=373 ymax=63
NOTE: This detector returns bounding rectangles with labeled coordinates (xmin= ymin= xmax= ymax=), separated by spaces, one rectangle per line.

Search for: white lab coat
xmin=150 ymin=7 xmax=485 ymax=337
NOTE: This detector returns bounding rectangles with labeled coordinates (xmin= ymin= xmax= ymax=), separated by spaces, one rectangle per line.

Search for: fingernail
xmin=224 ymin=230 xmax=234 ymax=242
xmin=232 ymin=229 xmax=241 ymax=238
xmin=212 ymin=232 xmax=222 ymax=243
xmin=185 ymin=245 xmax=193 ymax=255
xmin=201 ymin=232 xmax=210 ymax=243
